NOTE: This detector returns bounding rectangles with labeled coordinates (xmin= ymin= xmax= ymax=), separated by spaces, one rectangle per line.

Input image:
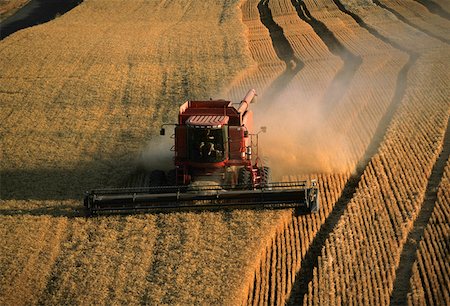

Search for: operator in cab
xmin=199 ymin=129 xmax=223 ymax=160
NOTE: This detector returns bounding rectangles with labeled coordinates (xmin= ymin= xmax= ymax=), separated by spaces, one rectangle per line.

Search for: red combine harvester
xmin=84 ymin=89 xmax=319 ymax=215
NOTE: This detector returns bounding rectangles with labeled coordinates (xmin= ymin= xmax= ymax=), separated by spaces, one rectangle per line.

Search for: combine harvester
xmin=84 ymin=89 xmax=319 ymax=215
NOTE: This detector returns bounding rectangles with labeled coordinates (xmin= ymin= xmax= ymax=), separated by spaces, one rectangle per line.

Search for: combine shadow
xmin=0 ymin=205 xmax=86 ymax=218
xmin=0 ymin=0 xmax=83 ymax=40
xmin=1 ymin=159 xmax=134 ymax=201
xmin=0 ymin=157 xmax=140 ymax=217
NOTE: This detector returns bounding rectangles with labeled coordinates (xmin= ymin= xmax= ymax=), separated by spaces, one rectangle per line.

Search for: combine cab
xmin=84 ymin=89 xmax=319 ymax=215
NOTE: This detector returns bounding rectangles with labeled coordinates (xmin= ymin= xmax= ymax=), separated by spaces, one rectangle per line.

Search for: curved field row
xmin=375 ymin=0 xmax=450 ymax=43
xmin=293 ymin=0 xmax=450 ymax=304
xmin=242 ymin=0 xmax=416 ymax=304
xmin=256 ymin=0 xmax=408 ymax=176
xmin=225 ymin=0 xmax=285 ymax=101
xmin=302 ymin=99 xmax=448 ymax=305
xmin=244 ymin=173 xmax=349 ymax=305
xmin=242 ymin=0 xmax=449 ymax=304
xmin=431 ymin=0 xmax=450 ymax=15
xmin=389 ymin=114 xmax=449 ymax=304
xmin=408 ymin=159 xmax=449 ymax=305
xmin=411 ymin=0 xmax=450 ymax=20
xmin=266 ymin=1 xmax=343 ymax=110
xmin=293 ymin=0 xmax=408 ymax=166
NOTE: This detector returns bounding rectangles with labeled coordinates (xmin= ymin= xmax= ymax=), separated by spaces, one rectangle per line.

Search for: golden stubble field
xmin=0 ymin=0 xmax=449 ymax=305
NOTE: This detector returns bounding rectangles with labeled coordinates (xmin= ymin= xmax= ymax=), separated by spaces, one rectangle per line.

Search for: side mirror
xmin=244 ymin=130 xmax=249 ymax=137
xmin=160 ymin=128 xmax=165 ymax=136
xmin=260 ymin=126 xmax=267 ymax=133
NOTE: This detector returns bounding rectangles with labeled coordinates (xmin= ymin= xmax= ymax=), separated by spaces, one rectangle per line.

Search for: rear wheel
xmin=150 ymin=170 xmax=166 ymax=187
xmin=238 ymin=167 xmax=252 ymax=189
xmin=167 ymin=169 xmax=177 ymax=186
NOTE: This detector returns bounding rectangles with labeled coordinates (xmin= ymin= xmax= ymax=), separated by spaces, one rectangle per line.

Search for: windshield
xmin=188 ymin=127 xmax=227 ymax=162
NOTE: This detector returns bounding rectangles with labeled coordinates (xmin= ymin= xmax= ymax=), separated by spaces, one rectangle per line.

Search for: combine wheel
xmin=259 ymin=166 xmax=271 ymax=188
xmin=150 ymin=170 xmax=166 ymax=187
xmin=167 ymin=169 xmax=177 ymax=186
xmin=238 ymin=168 xmax=252 ymax=189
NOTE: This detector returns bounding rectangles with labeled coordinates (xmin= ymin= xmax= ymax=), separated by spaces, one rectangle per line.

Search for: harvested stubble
xmin=242 ymin=0 xmax=417 ymax=303
xmin=242 ymin=0 xmax=449 ymax=305
xmin=376 ymin=0 xmax=450 ymax=42
xmin=225 ymin=0 xmax=286 ymax=100
xmin=244 ymin=173 xmax=349 ymax=305
xmin=407 ymin=160 xmax=449 ymax=306
xmin=297 ymin=0 xmax=450 ymax=305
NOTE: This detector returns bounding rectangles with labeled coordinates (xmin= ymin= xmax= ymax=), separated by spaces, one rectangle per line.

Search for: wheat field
xmin=1 ymin=0 xmax=449 ymax=305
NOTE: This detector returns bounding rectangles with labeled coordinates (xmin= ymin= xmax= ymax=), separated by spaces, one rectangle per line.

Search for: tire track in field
xmin=389 ymin=117 xmax=450 ymax=306
xmin=257 ymin=0 xmax=304 ymax=107
xmin=414 ymin=0 xmax=450 ymax=20
xmin=287 ymin=2 xmax=418 ymax=303
xmin=373 ymin=0 xmax=450 ymax=44
xmin=290 ymin=0 xmax=362 ymax=111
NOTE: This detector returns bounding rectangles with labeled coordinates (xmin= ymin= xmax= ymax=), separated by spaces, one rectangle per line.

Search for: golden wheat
xmin=1 ymin=0 xmax=449 ymax=305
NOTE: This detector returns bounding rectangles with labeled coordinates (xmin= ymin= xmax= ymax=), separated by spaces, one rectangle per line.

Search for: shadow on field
xmin=0 ymin=158 xmax=143 ymax=217
xmin=0 ymin=204 xmax=86 ymax=218
xmin=0 ymin=0 xmax=83 ymax=40
xmin=1 ymin=158 xmax=136 ymax=202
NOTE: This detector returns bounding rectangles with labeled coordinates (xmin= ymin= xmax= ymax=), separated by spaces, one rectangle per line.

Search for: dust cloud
xmin=137 ymin=87 xmax=356 ymax=178
xmin=253 ymin=87 xmax=354 ymax=179
xmin=139 ymin=134 xmax=174 ymax=172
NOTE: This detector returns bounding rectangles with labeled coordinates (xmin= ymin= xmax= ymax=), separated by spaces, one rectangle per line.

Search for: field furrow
xmin=407 ymin=157 xmax=450 ymax=305
xmin=267 ymin=0 xmax=343 ymax=120
xmin=225 ymin=0 xmax=285 ymax=101
xmin=373 ymin=0 xmax=450 ymax=44
xmin=414 ymin=0 xmax=450 ymax=20
xmin=243 ymin=0 xmax=415 ymax=303
xmin=243 ymin=0 xmax=449 ymax=304
xmin=293 ymin=1 xmax=450 ymax=302
xmin=389 ymin=122 xmax=448 ymax=305
xmin=431 ymin=0 xmax=450 ymax=14
xmin=244 ymin=173 xmax=349 ymax=305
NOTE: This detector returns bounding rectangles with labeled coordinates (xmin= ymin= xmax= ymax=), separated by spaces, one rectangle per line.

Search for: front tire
xmin=238 ymin=168 xmax=252 ymax=189
xmin=150 ymin=170 xmax=166 ymax=187
xmin=259 ymin=166 xmax=271 ymax=188
xmin=167 ymin=169 xmax=177 ymax=186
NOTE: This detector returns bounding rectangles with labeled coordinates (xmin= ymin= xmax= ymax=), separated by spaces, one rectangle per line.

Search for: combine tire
xmin=259 ymin=166 xmax=271 ymax=188
xmin=150 ymin=170 xmax=166 ymax=187
xmin=167 ymin=169 xmax=177 ymax=186
xmin=238 ymin=168 xmax=252 ymax=189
